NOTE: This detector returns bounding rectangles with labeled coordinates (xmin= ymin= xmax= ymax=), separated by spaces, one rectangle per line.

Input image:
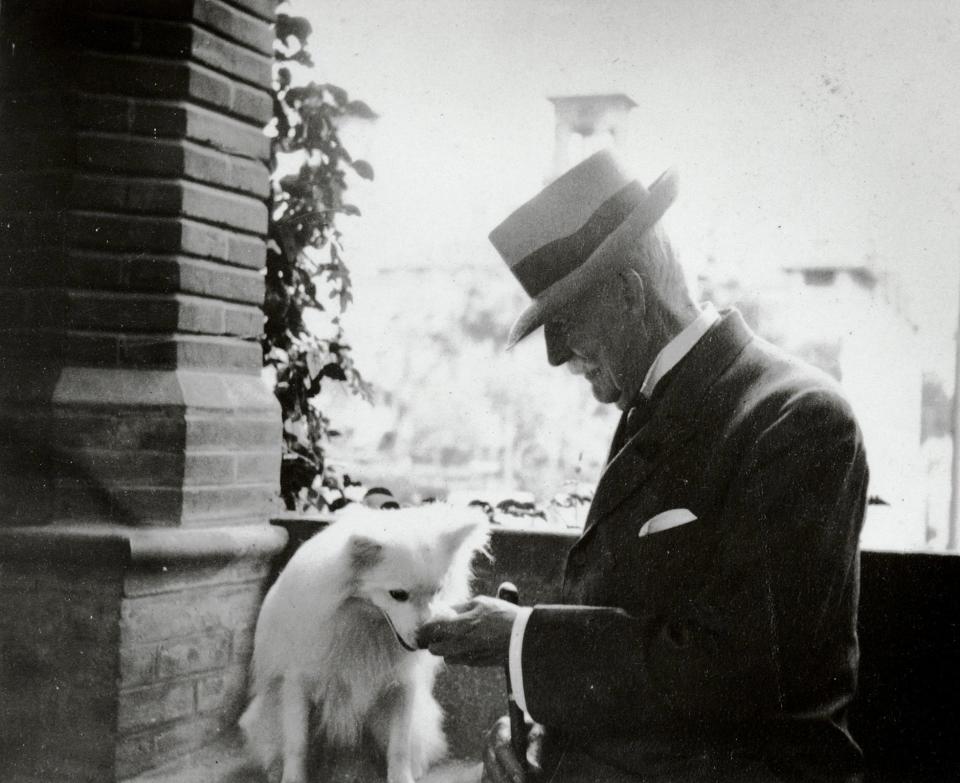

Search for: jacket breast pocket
xmin=623 ymin=513 xmax=723 ymax=618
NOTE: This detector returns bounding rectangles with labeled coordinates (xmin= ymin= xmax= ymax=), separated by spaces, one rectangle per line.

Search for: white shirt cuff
xmin=508 ymin=607 xmax=533 ymax=714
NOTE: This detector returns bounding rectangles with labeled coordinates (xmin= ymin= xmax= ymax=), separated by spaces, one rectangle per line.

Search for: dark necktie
xmin=606 ymin=360 xmax=684 ymax=462
xmin=607 ymin=395 xmax=654 ymax=462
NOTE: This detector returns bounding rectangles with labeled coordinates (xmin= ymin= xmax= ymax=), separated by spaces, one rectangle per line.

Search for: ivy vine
xmin=263 ymin=12 xmax=375 ymax=510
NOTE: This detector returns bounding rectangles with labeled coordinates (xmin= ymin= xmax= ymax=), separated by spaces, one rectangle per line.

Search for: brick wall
xmin=0 ymin=2 xmax=286 ymax=780
xmin=0 ymin=524 xmax=285 ymax=783
xmin=0 ymin=0 xmax=281 ymax=527
xmin=0 ymin=547 xmax=124 ymax=783
xmin=116 ymin=556 xmax=268 ymax=778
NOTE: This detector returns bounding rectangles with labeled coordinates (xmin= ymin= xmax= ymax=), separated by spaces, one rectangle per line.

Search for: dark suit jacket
xmin=522 ymin=310 xmax=868 ymax=782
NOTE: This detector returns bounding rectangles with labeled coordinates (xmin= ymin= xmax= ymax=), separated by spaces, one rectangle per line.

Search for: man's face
xmin=545 ymin=285 xmax=632 ymax=408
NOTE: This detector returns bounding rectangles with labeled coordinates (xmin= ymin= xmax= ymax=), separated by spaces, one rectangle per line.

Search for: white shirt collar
xmin=639 ymin=303 xmax=720 ymax=398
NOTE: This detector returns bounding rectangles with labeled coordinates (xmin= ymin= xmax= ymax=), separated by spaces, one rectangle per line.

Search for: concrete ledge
xmin=0 ymin=523 xmax=287 ymax=564
xmin=268 ymin=516 xmax=960 ymax=777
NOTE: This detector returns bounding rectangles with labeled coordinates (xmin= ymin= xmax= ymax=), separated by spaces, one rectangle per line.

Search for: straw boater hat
xmin=488 ymin=150 xmax=678 ymax=349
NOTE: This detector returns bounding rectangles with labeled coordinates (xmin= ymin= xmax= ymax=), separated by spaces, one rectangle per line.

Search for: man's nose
xmin=544 ymin=321 xmax=572 ymax=366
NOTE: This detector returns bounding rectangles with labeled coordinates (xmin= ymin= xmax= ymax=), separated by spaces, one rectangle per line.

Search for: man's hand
xmin=481 ymin=716 xmax=544 ymax=783
xmin=417 ymin=595 xmax=518 ymax=666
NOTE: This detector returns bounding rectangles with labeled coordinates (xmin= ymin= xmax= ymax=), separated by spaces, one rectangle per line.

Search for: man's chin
xmin=588 ymin=381 xmax=620 ymax=406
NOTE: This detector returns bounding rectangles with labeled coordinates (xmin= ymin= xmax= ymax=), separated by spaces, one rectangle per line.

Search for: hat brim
xmin=506 ymin=166 xmax=679 ymax=349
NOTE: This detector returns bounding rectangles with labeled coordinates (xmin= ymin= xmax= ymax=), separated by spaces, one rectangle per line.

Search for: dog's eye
xmin=389 ymin=590 xmax=409 ymax=602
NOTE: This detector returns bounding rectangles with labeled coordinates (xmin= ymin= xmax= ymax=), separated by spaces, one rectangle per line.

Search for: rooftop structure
xmin=548 ymin=93 xmax=637 ymax=179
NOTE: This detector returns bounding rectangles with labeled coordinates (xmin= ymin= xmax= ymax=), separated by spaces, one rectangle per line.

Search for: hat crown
xmin=487 ymin=151 xmax=678 ymax=350
xmin=489 ymin=150 xmax=635 ymax=270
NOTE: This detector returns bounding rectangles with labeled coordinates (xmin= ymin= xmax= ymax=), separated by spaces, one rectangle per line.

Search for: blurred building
xmin=339 ymin=90 xmax=932 ymax=549
xmin=548 ymin=93 xmax=637 ymax=179
xmin=769 ymin=262 xmax=925 ymax=549
xmin=334 ymin=94 xmax=642 ymax=507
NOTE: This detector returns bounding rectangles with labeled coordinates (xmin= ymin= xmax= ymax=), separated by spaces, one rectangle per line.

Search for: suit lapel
xmin=583 ymin=310 xmax=754 ymax=533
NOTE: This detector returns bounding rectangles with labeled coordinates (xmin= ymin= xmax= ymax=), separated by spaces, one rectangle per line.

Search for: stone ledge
xmin=45 ymin=367 xmax=276 ymax=411
xmin=0 ymin=522 xmax=286 ymax=565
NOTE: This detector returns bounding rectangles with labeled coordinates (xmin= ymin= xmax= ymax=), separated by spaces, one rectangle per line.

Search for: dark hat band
xmin=510 ymin=180 xmax=645 ymax=297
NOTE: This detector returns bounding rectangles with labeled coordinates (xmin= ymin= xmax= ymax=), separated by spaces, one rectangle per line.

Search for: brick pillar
xmin=0 ymin=2 xmax=285 ymax=780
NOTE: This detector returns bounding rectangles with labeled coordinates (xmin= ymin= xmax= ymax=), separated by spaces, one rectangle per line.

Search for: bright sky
xmin=295 ymin=0 xmax=960 ymax=380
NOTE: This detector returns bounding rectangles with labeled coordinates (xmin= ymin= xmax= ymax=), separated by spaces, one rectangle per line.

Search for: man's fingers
xmin=433 ymin=650 xmax=492 ymax=667
xmin=482 ymin=718 xmax=524 ymax=783
xmin=525 ymin=724 xmax=544 ymax=776
xmin=482 ymin=742 xmax=501 ymax=783
xmin=417 ymin=610 xmax=474 ymax=649
xmin=491 ymin=718 xmax=525 ymax=782
xmin=494 ymin=735 xmax=525 ymax=782
xmin=416 ymin=619 xmax=444 ymax=649
xmin=425 ymin=628 xmax=473 ymax=656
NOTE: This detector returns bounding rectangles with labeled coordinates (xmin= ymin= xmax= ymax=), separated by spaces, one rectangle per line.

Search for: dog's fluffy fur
xmin=239 ymin=503 xmax=487 ymax=783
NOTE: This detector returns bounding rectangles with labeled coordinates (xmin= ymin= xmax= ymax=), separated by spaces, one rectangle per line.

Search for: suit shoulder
xmin=731 ymin=335 xmax=861 ymax=432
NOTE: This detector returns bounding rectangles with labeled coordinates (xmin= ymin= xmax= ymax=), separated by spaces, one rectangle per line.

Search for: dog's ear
xmin=349 ymin=535 xmax=383 ymax=570
xmin=439 ymin=510 xmax=489 ymax=558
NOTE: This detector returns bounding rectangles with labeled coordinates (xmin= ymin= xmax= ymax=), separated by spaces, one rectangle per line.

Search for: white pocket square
xmin=638 ymin=508 xmax=698 ymax=537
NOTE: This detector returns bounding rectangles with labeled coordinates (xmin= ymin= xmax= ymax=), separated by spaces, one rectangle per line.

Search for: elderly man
xmin=420 ymin=151 xmax=868 ymax=783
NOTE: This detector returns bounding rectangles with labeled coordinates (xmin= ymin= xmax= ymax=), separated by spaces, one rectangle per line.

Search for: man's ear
xmin=620 ymin=269 xmax=646 ymax=318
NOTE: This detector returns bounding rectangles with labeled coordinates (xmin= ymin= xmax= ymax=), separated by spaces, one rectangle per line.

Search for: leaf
xmin=305 ymin=349 xmax=323 ymax=380
xmin=266 ymin=14 xmax=377 ymax=512
xmin=345 ymin=100 xmax=378 ymax=120
xmin=350 ymin=160 xmax=374 ymax=181
xmin=275 ymin=14 xmax=313 ymax=45
xmin=266 ymin=346 xmax=289 ymax=364
xmin=289 ymin=49 xmax=314 ymax=67
xmin=322 ymin=363 xmax=347 ymax=381
xmin=323 ymin=83 xmax=349 ymax=106
xmin=278 ymin=175 xmax=311 ymax=199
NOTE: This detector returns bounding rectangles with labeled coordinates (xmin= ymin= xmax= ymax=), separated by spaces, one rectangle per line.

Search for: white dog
xmin=239 ymin=503 xmax=488 ymax=783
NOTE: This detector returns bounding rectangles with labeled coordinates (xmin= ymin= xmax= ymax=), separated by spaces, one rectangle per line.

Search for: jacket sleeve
xmin=520 ymin=388 xmax=868 ymax=736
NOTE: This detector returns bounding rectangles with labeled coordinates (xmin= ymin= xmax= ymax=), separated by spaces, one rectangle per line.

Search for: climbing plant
xmin=263 ymin=11 xmax=376 ymax=510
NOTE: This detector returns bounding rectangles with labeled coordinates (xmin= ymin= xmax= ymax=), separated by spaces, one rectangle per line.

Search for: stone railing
xmin=4 ymin=511 xmax=960 ymax=782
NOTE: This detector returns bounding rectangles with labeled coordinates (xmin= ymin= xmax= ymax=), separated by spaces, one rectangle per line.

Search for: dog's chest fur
xmin=309 ymin=599 xmax=433 ymax=747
